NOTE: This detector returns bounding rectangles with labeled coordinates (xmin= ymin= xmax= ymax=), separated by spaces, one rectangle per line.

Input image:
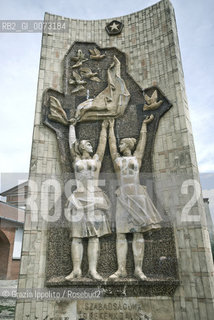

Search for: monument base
xmin=35 ymin=297 xmax=174 ymax=320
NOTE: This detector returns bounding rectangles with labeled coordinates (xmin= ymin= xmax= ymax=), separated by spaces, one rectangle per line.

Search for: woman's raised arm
xmin=95 ymin=119 xmax=109 ymax=162
xmin=108 ymin=118 xmax=119 ymax=162
xmin=69 ymin=124 xmax=77 ymax=161
xmin=134 ymin=114 xmax=154 ymax=166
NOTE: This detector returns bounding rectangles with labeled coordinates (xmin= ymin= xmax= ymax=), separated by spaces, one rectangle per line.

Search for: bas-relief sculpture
xmin=43 ymin=41 xmax=178 ymax=295
xmin=143 ymin=90 xmax=163 ymax=111
xmin=108 ymin=116 xmax=162 ymax=280
xmin=70 ymin=55 xmax=130 ymax=123
xmin=65 ymin=120 xmax=111 ymax=281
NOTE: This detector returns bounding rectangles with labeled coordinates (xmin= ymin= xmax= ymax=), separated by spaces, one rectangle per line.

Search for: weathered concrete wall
xmin=15 ymin=0 xmax=214 ymax=319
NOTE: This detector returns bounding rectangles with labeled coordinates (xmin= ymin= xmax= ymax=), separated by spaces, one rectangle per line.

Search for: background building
xmin=0 ymin=182 xmax=26 ymax=280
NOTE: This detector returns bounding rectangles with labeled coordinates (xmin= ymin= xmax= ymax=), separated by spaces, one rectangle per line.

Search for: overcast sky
xmin=0 ymin=0 xmax=214 ymax=219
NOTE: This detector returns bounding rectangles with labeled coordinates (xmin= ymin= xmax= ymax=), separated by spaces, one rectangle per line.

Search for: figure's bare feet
xmin=89 ymin=271 xmax=103 ymax=281
xmin=109 ymin=269 xmax=127 ymax=280
xmin=134 ymin=269 xmax=147 ymax=281
xmin=65 ymin=270 xmax=82 ymax=281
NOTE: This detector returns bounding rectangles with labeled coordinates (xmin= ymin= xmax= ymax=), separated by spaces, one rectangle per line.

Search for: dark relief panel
xmin=42 ymin=42 xmax=178 ymax=296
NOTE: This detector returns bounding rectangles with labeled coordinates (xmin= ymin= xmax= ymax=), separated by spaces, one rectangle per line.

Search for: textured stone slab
xmin=76 ymin=297 xmax=174 ymax=320
xmin=46 ymin=277 xmax=179 ymax=297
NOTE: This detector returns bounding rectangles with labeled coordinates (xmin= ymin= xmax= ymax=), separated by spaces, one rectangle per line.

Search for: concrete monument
xmin=15 ymin=1 xmax=214 ymax=319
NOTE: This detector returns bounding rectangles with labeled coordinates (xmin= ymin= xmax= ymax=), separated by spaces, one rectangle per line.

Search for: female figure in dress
xmin=65 ymin=120 xmax=111 ymax=281
xmin=108 ymin=115 xmax=162 ymax=280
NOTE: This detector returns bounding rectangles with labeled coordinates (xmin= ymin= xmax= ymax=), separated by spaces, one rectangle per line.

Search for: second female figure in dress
xmin=108 ymin=116 xmax=162 ymax=280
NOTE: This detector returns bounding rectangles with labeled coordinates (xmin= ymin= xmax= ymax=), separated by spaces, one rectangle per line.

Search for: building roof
xmin=0 ymin=216 xmax=24 ymax=225
xmin=0 ymin=201 xmax=25 ymax=224
xmin=0 ymin=181 xmax=28 ymax=197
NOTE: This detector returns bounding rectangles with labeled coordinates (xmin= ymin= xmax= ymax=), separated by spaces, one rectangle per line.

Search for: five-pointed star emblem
xmin=110 ymin=22 xmax=120 ymax=31
xmin=105 ymin=20 xmax=123 ymax=36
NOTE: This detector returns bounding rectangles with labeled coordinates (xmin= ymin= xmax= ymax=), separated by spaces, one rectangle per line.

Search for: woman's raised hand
xmin=102 ymin=119 xmax=109 ymax=128
xmin=144 ymin=114 xmax=154 ymax=124
xmin=108 ymin=118 xmax=115 ymax=128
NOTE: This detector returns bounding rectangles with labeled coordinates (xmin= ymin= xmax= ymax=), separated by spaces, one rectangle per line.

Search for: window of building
xmin=12 ymin=227 xmax=23 ymax=259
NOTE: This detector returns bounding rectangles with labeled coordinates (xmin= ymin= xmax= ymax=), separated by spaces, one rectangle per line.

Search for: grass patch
xmin=0 ymin=305 xmax=15 ymax=314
